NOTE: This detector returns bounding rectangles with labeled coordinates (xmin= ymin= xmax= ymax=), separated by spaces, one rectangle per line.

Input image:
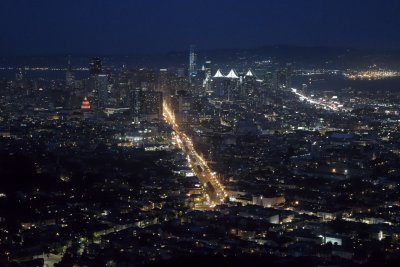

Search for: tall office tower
xmin=89 ymin=57 xmax=102 ymax=76
xmin=241 ymin=69 xmax=257 ymax=99
xmin=202 ymin=61 xmax=212 ymax=95
xmin=158 ymin=69 xmax=169 ymax=92
xmin=131 ymin=89 xmax=163 ymax=121
xmin=142 ymin=90 xmax=163 ymax=120
xmin=189 ymin=45 xmax=197 ymax=83
xmin=204 ymin=60 xmax=212 ymax=76
xmin=225 ymin=69 xmax=239 ymax=101
xmin=261 ymin=72 xmax=273 ymax=105
xmin=212 ymin=69 xmax=226 ymax=97
xmin=95 ymin=74 xmax=109 ymax=109
xmin=66 ymin=55 xmax=75 ymax=88
xmin=131 ymin=88 xmax=142 ymax=123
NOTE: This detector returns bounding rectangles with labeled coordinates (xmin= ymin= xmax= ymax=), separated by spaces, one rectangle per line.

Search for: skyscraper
xmin=189 ymin=45 xmax=197 ymax=83
xmin=89 ymin=57 xmax=102 ymax=76
xmin=202 ymin=60 xmax=212 ymax=96
xmin=131 ymin=89 xmax=163 ymax=121
xmin=95 ymin=74 xmax=108 ymax=109
xmin=204 ymin=60 xmax=212 ymax=76
xmin=131 ymin=88 xmax=142 ymax=123
xmin=142 ymin=90 xmax=163 ymax=120
xmin=66 ymin=55 xmax=75 ymax=88
xmin=212 ymin=69 xmax=226 ymax=97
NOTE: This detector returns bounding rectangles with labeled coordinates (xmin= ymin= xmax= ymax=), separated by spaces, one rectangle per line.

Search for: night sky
xmin=1 ymin=0 xmax=400 ymax=55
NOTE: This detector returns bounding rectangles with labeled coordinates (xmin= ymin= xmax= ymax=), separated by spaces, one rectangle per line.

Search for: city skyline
xmin=2 ymin=2 xmax=400 ymax=267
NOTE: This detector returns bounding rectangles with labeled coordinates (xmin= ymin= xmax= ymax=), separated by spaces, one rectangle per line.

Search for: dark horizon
xmin=1 ymin=44 xmax=400 ymax=60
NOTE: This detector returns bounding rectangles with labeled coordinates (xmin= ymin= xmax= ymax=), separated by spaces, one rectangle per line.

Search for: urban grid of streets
xmin=164 ymin=87 xmax=340 ymax=208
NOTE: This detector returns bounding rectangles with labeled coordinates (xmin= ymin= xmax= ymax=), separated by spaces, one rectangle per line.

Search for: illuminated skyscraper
xmin=66 ymin=55 xmax=75 ymax=87
xmin=225 ymin=69 xmax=239 ymax=101
xmin=158 ymin=69 xmax=168 ymax=92
xmin=241 ymin=69 xmax=257 ymax=98
xmin=189 ymin=45 xmax=197 ymax=83
xmin=204 ymin=60 xmax=212 ymax=76
xmin=202 ymin=60 xmax=212 ymax=95
xmin=142 ymin=90 xmax=163 ymax=120
xmin=131 ymin=88 xmax=141 ymax=123
xmin=212 ymin=69 xmax=226 ymax=97
xmin=131 ymin=89 xmax=163 ymax=121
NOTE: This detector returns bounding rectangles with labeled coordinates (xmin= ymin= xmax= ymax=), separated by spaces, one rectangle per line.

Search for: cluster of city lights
xmin=0 ymin=67 xmax=89 ymax=71
xmin=344 ymin=69 xmax=400 ymax=80
xmin=291 ymin=88 xmax=340 ymax=111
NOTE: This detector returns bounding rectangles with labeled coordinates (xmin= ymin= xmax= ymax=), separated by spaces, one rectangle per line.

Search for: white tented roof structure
xmin=245 ymin=69 xmax=254 ymax=77
xmin=226 ymin=69 xmax=239 ymax=79
xmin=213 ymin=69 xmax=225 ymax=78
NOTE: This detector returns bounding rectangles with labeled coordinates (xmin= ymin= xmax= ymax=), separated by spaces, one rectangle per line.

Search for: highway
xmin=163 ymin=102 xmax=227 ymax=205
xmin=291 ymin=88 xmax=339 ymax=111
